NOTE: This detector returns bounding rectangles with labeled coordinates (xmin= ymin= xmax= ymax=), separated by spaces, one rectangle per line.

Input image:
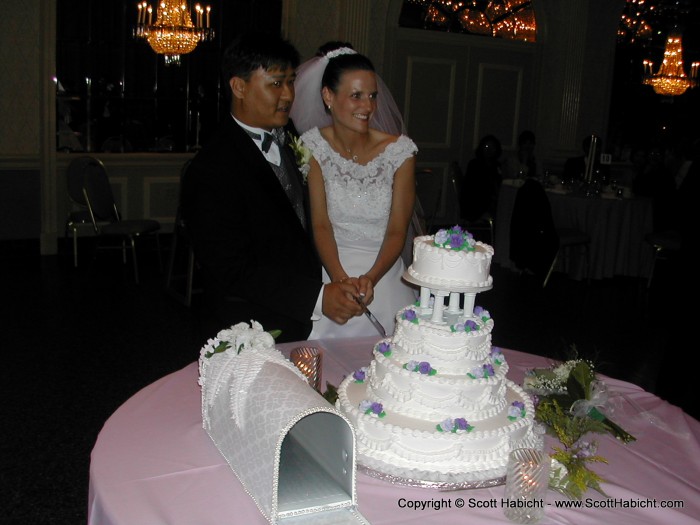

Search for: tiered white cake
xmin=336 ymin=228 xmax=541 ymax=485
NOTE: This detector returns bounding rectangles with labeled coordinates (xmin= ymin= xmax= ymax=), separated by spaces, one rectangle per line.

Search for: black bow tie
xmin=244 ymin=129 xmax=274 ymax=152
xmin=260 ymin=132 xmax=273 ymax=153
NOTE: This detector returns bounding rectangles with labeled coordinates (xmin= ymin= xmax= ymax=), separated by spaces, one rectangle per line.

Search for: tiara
xmin=324 ymin=47 xmax=357 ymax=60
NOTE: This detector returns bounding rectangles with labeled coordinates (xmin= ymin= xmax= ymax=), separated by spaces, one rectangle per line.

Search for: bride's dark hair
xmin=321 ymin=53 xmax=376 ymax=94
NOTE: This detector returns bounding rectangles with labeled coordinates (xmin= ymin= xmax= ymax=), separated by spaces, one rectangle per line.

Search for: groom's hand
xmin=322 ymin=282 xmax=363 ymax=324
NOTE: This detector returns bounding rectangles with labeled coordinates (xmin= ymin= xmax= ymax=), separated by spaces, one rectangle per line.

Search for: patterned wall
xmin=0 ymin=1 xmax=41 ymax=156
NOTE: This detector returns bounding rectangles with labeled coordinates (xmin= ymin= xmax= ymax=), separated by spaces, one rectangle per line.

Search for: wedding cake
xmin=336 ymin=227 xmax=541 ymax=485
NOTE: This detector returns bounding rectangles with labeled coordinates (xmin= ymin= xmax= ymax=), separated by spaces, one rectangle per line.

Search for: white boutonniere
xmin=288 ymin=133 xmax=312 ymax=183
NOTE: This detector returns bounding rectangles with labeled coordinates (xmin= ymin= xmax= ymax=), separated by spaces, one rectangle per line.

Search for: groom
xmin=182 ymin=32 xmax=362 ymax=343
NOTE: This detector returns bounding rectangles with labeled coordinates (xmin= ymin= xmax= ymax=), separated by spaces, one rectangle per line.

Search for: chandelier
xmin=642 ymin=32 xmax=699 ymax=96
xmin=403 ymin=0 xmax=537 ymax=42
xmin=134 ymin=1 xmax=214 ymax=66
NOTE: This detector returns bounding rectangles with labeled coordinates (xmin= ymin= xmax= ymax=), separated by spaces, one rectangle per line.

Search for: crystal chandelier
xmin=134 ymin=1 xmax=214 ymax=66
xmin=642 ymin=32 xmax=698 ymax=96
xmin=404 ymin=0 xmax=536 ymax=42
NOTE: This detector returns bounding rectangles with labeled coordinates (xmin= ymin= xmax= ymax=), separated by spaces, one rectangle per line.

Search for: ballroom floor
xmin=1 ymin=235 xmax=687 ymax=524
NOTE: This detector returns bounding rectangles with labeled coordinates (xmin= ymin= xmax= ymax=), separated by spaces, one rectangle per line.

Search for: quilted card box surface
xmin=199 ymin=322 xmax=370 ymax=524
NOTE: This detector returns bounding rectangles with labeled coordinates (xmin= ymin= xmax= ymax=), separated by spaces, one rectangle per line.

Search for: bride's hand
xmin=356 ymin=275 xmax=374 ymax=306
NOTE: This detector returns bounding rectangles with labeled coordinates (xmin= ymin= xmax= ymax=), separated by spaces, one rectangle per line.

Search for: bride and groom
xmin=182 ymin=32 xmax=418 ymax=343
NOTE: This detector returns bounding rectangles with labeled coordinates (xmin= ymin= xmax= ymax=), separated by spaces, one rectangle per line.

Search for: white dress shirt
xmin=232 ymin=116 xmax=281 ymax=166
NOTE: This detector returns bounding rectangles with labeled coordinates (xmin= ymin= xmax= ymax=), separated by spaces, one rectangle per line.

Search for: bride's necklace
xmin=345 ymin=148 xmax=359 ymax=162
xmin=335 ymin=138 xmax=362 ymax=162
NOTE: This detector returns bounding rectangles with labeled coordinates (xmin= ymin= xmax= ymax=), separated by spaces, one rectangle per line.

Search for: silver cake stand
xmin=358 ymin=459 xmax=506 ymax=491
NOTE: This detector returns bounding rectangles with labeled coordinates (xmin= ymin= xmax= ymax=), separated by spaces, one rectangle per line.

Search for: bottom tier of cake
xmin=336 ymin=376 xmax=542 ymax=484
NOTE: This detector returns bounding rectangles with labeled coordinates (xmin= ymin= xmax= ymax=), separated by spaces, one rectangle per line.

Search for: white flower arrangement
xmin=287 ymin=133 xmax=312 ymax=183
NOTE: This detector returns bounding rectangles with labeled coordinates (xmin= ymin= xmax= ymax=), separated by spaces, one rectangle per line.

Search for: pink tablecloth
xmin=494 ymin=181 xmax=654 ymax=280
xmin=89 ymin=337 xmax=700 ymax=524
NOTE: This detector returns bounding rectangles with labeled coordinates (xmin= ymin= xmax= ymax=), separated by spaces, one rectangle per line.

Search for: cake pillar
xmin=419 ymin=286 xmax=431 ymax=311
xmin=463 ymin=293 xmax=477 ymax=317
xmin=430 ymin=291 xmax=449 ymax=323
xmin=447 ymin=292 xmax=462 ymax=314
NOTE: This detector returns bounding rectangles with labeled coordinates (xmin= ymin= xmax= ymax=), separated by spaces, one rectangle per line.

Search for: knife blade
xmin=355 ymin=296 xmax=387 ymax=337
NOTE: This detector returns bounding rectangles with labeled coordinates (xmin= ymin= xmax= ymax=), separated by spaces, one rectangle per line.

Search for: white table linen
xmin=494 ymin=181 xmax=654 ymax=280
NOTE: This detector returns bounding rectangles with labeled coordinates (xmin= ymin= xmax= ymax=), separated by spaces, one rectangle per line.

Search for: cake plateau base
xmin=402 ymin=271 xmax=493 ymax=294
xmin=357 ymin=462 xmax=506 ymax=491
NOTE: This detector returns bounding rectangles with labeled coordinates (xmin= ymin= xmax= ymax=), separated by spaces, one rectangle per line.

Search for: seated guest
xmin=617 ymin=145 xmax=647 ymax=188
xmin=502 ymin=130 xmax=538 ymax=180
xmin=460 ymin=134 xmax=503 ymax=223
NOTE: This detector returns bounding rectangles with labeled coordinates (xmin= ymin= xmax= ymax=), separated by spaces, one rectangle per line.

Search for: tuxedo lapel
xmin=227 ymin=119 xmax=307 ymax=233
xmin=282 ymin=120 xmax=313 ymax=230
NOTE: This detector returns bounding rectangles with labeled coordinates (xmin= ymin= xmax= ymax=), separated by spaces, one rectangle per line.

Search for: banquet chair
xmin=82 ymin=162 xmax=162 ymax=284
xmin=644 ymin=230 xmax=681 ymax=288
xmin=510 ymin=178 xmax=590 ymax=287
xmin=165 ymin=160 xmax=201 ymax=306
xmin=65 ymin=156 xmax=106 ymax=267
xmin=544 ymin=228 xmax=591 ymax=288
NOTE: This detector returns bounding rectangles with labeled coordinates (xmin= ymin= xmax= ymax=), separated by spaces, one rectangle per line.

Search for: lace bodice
xmin=301 ymin=127 xmax=418 ymax=242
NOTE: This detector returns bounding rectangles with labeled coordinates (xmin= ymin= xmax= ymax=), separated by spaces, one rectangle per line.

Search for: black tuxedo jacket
xmin=181 ymin=116 xmax=322 ymax=342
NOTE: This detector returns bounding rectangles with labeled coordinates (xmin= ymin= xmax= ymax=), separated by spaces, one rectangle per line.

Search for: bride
xmin=291 ymin=45 xmax=418 ymax=339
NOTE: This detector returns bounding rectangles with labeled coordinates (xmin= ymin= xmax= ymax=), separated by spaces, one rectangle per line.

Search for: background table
xmin=494 ymin=180 xmax=654 ymax=280
xmin=89 ymin=337 xmax=700 ymax=525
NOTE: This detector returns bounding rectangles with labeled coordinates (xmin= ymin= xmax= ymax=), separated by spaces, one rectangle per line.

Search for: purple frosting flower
xmin=370 ymin=402 xmax=383 ymax=415
xmin=418 ymin=361 xmax=432 ymax=374
xmin=508 ymin=405 xmax=521 ymax=418
xmin=440 ymin=418 xmax=454 ymax=432
xmin=452 ymin=225 xmax=463 ymax=233
xmin=378 ymin=342 xmax=391 ymax=354
xmin=454 ymin=417 xmax=469 ymax=430
xmin=403 ymin=309 xmax=417 ymax=321
xmin=465 ymin=320 xmax=478 ymax=332
xmin=484 ymin=364 xmax=495 ymax=377
xmin=512 ymin=400 xmax=525 ymax=411
xmin=359 ymin=400 xmax=372 ymax=412
xmin=450 ymin=233 xmax=464 ymax=248
xmin=474 ymin=306 xmax=484 ymax=316
xmin=434 ymin=229 xmax=449 ymax=245
xmin=353 ymin=368 xmax=366 ymax=381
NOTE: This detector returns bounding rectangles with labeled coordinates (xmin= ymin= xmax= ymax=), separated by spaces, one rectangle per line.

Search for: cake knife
xmin=355 ymin=296 xmax=387 ymax=337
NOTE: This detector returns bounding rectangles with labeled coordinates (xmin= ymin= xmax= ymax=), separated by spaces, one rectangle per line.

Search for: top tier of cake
xmin=404 ymin=230 xmax=493 ymax=292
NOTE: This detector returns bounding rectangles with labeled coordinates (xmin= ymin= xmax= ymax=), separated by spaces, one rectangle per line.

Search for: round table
xmin=89 ymin=337 xmax=700 ymax=524
xmin=495 ymin=180 xmax=654 ymax=280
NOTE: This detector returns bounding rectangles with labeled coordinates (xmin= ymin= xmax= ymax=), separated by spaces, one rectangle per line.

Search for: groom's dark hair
xmin=221 ymin=32 xmax=300 ymax=82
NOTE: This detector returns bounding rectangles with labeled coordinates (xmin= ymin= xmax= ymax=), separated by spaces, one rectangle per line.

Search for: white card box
xmin=200 ymin=338 xmax=369 ymax=525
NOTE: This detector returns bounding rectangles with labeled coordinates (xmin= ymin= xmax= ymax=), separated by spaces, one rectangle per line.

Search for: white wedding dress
xmin=303 ymin=127 xmax=419 ymax=339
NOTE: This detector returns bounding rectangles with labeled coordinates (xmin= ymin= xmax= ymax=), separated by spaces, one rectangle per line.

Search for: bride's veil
xmin=290 ymin=49 xmax=406 ymax=136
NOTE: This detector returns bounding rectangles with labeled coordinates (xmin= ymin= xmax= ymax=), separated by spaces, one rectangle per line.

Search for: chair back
xmin=67 ymin=156 xmax=100 ymax=206
xmin=83 ymin=162 xmax=120 ymax=226
xmin=510 ymin=178 xmax=559 ymax=278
